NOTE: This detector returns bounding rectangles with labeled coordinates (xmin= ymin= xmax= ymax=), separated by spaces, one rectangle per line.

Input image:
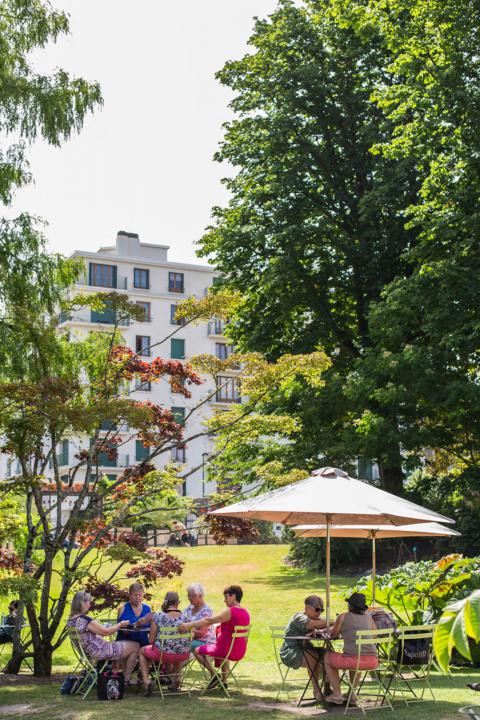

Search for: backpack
xmin=60 ymin=673 xmax=82 ymax=695
xmin=397 ymin=637 xmax=431 ymax=666
xmin=97 ymin=670 xmax=125 ymax=700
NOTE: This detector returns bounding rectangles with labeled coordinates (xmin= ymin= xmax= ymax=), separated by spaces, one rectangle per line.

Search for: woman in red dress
xmin=180 ymin=584 xmax=250 ymax=689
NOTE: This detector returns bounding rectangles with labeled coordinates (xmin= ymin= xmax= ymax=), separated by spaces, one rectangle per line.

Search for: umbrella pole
xmin=326 ymin=515 xmax=331 ymax=625
xmin=372 ymin=531 xmax=376 ymax=606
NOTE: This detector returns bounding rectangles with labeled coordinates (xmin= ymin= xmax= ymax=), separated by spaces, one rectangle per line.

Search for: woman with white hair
xmin=182 ymin=583 xmax=215 ymax=650
xmin=67 ymin=591 xmax=140 ymax=683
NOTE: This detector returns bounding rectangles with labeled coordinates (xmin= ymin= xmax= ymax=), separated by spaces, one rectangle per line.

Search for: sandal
xmin=143 ymin=680 xmax=154 ymax=697
xmin=325 ymin=694 xmax=344 ymax=705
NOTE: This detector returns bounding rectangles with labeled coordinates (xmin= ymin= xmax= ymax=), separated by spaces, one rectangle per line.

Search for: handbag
xmin=97 ymin=670 xmax=125 ymax=700
xmin=397 ymin=637 xmax=430 ymax=665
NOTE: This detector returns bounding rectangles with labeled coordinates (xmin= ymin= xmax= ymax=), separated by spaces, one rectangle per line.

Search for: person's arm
xmin=180 ymin=607 xmax=230 ymax=632
xmin=305 ymin=617 xmax=328 ymax=631
xmin=327 ymin=613 xmax=345 ymax=639
xmin=117 ymin=604 xmax=125 ymax=621
xmin=86 ymin=619 xmax=130 ymax=637
xmin=135 ymin=610 xmax=153 ymax=627
xmin=148 ymin=618 xmax=158 ymax=645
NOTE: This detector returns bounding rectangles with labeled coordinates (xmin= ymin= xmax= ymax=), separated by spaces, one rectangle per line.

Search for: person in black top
xmin=0 ymin=600 xmax=18 ymax=644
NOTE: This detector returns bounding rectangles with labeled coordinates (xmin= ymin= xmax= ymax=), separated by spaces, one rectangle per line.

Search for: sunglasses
xmin=312 ymin=606 xmax=323 ymax=613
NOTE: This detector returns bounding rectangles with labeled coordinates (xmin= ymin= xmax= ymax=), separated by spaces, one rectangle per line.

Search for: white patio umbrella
xmin=293 ymin=522 xmax=461 ymax=605
xmin=209 ymin=467 xmax=455 ymax=623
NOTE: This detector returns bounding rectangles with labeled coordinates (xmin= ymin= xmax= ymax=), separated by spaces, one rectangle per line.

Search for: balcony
xmin=77 ymin=274 xmax=128 ymax=290
xmin=94 ymin=453 xmax=130 ymax=468
xmin=208 ymin=318 xmax=227 ymax=336
xmin=57 ymin=311 xmax=129 ymax=326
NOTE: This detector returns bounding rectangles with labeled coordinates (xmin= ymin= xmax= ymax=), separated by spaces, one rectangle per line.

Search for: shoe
xmin=325 ymin=694 xmax=344 ymax=705
xmin=169 ymin=686 xmax=180 ymax=693
xmin=143 ymin=680 xmax=154 ymax=697
xmin=207 ymin=676 xmax=220 ymax=690
xmin=345 ymin=693 xmax=358 ymax=706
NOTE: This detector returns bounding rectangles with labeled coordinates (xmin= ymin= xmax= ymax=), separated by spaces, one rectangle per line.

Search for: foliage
xmin=197 ymin=0 xmax=422 ymax=494
xmin=286 ymin=534 xmax=370 ymax=573
xmin=434 ymin=589 xmax=480 ymax=673
xmin=350 ymin=555 xmax=480 ymax=625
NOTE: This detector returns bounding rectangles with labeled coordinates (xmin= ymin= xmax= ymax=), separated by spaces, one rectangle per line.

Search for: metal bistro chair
xmin=460 ymin=707 xmax=480 ymax=720
xmin=271 ymin=625 xmax=304 ymax=702
xmin=0 ymin=616 xmax=33 ymax=672
xmin=386 ymin=624 xmax=436 ymax=704
xmin=199 ymin=624 xmax=251 ymax=698
xmin=341 ymin=628 xmax=395 ymax=714
xmin=150 ymin=627 xmax=193 ymax=699
xmin=66 ymin=626 xmax=109 ymax=699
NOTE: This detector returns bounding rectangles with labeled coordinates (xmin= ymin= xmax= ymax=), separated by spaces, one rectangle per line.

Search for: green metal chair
xmin=385 ymin=624 xmax=436 ymax=704
xmin=0 ymin=617 xmax=33 ymax=672
xmin=199 ymin=624 xmax=251 ymax=698
xmin=340 ymin=627 xmax=395 ymax=714
xmin=66 ymin=625 xmax=108 ymax=699
xmin=270 ymin=625 xmax=296 ymax=701
xmin=149 ymin=626 xmax=192 ymax=699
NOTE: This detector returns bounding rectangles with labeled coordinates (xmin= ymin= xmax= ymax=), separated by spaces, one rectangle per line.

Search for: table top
xmin=282 ymin=634 xmax=331 ymax=641
xmin=119 ymin=627 xmax=150 ymax=633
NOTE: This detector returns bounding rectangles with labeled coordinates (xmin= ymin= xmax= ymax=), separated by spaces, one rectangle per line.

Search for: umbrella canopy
xmin=210 ymin=467 xmax=454 ymax=622
xmin=292 ymin=522 xmax=460 ymax=605
xmin=292 ymin=522 xmax=461 ymax=539
xmin=211 ymin=467 xmax=454 ymax=526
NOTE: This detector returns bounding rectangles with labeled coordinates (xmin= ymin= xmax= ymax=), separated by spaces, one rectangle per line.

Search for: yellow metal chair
xmin=340 ymin=628 xmax=395 ymax=714
xmin=149 ymin=626 xmax=192 ymax=699
xmin=386 ymin=625 xmax=436 ymax=704
xmin=199 ymin=624 xmax=251 ymax=698
xmin=66 ymin=625 xmax=109 ymax=699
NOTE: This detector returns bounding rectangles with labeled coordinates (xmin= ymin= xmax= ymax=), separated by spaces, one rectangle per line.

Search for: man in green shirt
xmin=280 ymin=595 xmax=327 ymax=701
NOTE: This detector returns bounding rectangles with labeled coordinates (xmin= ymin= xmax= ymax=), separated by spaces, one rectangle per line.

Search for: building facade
xmin=2 ymin=231 xmax=239 ymax=514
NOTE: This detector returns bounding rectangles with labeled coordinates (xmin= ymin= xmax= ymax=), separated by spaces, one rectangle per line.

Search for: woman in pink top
xmin=180 ymin=584 xmax=250 ymax=689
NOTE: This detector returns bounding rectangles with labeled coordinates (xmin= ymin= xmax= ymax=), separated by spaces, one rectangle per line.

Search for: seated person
xmin=280 ymin=595 xmax=327 ymax=702
xmin=180 ymin=584 xmax=250 ymax=690
xmin=182 ymin=582 xmax=215 ymax=650
xmin=0 ymin=600 xmax=18 ymax=644
xmin=67 ymin=591 xmax=140 ymax=684
xmin=323 ymin=592 xmax=378 ymax=705
xmin=139 ymin=591 xmax=190 ymax=696
xmin=116 ymin=582 xmax=151 ymax=647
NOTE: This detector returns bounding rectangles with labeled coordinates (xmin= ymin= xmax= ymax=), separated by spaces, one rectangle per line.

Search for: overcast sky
xmin=7 ymin=0 xmax=278 ymax=264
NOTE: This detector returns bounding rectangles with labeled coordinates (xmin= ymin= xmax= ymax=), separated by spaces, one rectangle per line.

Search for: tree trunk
xmin=3 ymin=648 xmax=26 ymax=674
xmin=378 ymin=461 xmax=404 ymax=496
xmin=32 ymin=640 xmax=53 ymax=677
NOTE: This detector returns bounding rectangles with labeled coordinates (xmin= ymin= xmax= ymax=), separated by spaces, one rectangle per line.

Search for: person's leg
xmin=324 ymin=655 xmax=343 ymax=701
xmin=171 ymin=661 xmax=182 ymax=688
xmin=119 ymin=641 xmax=140 ymax=682
xmin=194 ymin=646 xmax=215 ymax=677
xmin=301 ymin=650 xmax=323 ymax=701
xmin=139 ymin=647 xmax=152 ymax=687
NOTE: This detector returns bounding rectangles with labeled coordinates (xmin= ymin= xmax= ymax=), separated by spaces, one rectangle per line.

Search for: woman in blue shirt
xmin=116 ymin=582 xmax=152 ymax=648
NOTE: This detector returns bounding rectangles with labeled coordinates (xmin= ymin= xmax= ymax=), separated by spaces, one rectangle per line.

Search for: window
xmin=171 ymin=406 xmax=186 ymax=425
xmin=169 ymin=272 xmax=184 ymax=293
xmin=170 ymin=304 xmax=185 ymax=326
xmin=171 ymin=338 xmax=185 ymax=359
xmin=89 ymin=263 xmax=117 ymax=288
xmin=208 ymin=317 xmax=227 ymax=335
xmin=135 ymin=378 xmax=151 ymax=391
xmin=100 ymin=420 xmax=117 ymax=431
xmin=136 ymin=335 xmax=150 ymax=357
xmin=136 ymin=302 xmax=151 ymax=322
xmin=58 ymin=439 xmax=69 ymax=466
xmin=216 ymin=376 xmax=241 ymax=403
xmin=134 ymin=268 xmax=149 ymax=289
xmin=172 ymin=445 xmax=186 ymax=463
xmin=136 ymin=440 xmax=150 ymax=461
xmin=215 ymin=343 xmax=233 ymax=361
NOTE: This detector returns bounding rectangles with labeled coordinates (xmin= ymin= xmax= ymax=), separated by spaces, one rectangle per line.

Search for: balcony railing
xmin=95 ymin=453 xmax=130 ymax=468
xmin=77 ymin=275 xmax=128 ymax=290
xmin=58 ymin=311 xmax=129 ymax=326
xmin=208 ymin=318 xmax=227 ymax=336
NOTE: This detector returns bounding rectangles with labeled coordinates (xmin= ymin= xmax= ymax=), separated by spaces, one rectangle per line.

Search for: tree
xmin=0 ymin=0 xmax=101 ymax=314
xmin=0 ymin=289 xmax=329 ymax=675
xmin=198 ymin=0 xmax=421 ymax=494
xmin=331 ymin=0 xmax=480 ymax=511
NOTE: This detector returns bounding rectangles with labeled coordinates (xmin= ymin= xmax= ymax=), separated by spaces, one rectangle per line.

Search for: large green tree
xmin=199 ymin=0 xmax=420 ymax=493
xmin=0 ymin=0 xmax=102 ymax=312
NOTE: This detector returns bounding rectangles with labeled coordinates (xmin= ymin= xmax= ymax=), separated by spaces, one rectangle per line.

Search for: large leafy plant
xmin=433 ymin=590 xmax=480 ymax=672
xmin=351 ymin=555 xmax=480 ymax=625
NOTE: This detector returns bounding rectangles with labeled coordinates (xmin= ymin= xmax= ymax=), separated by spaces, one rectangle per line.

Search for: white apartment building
xmin=2 ymin=231 xmax=240 ymax=515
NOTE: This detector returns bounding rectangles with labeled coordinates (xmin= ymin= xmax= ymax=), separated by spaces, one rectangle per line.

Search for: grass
xmin=0 ymin=544 xmax=478 ymax=719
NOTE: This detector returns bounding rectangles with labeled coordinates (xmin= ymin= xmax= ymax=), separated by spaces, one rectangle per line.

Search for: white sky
xmin=7 ymin=0 xmax=278 ymax=264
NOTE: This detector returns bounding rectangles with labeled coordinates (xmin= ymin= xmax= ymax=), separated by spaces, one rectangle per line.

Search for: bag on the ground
xmin=97 ymin=670 xmax=125 ymax=700
xmin=397 ymin=637 xmax=431 ymax=665
xmin=60 ymin=673 xmax=82 ymax=695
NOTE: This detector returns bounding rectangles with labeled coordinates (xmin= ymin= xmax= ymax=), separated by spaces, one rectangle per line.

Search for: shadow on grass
xmin=248 ymin=567 xmax=357 ymax=592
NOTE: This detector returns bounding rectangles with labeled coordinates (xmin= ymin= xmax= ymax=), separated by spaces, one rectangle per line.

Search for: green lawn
xmin=0 ymin=544 xmax=478 ymax=719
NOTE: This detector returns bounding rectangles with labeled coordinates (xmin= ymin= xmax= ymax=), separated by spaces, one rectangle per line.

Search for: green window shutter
xmin=136 ymin=440 xmax=149 ymax=461
xmin=171 ymin=338 xmax=185 ymax=359
xmin=171 ymin=407 xmax=185 ymax=425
